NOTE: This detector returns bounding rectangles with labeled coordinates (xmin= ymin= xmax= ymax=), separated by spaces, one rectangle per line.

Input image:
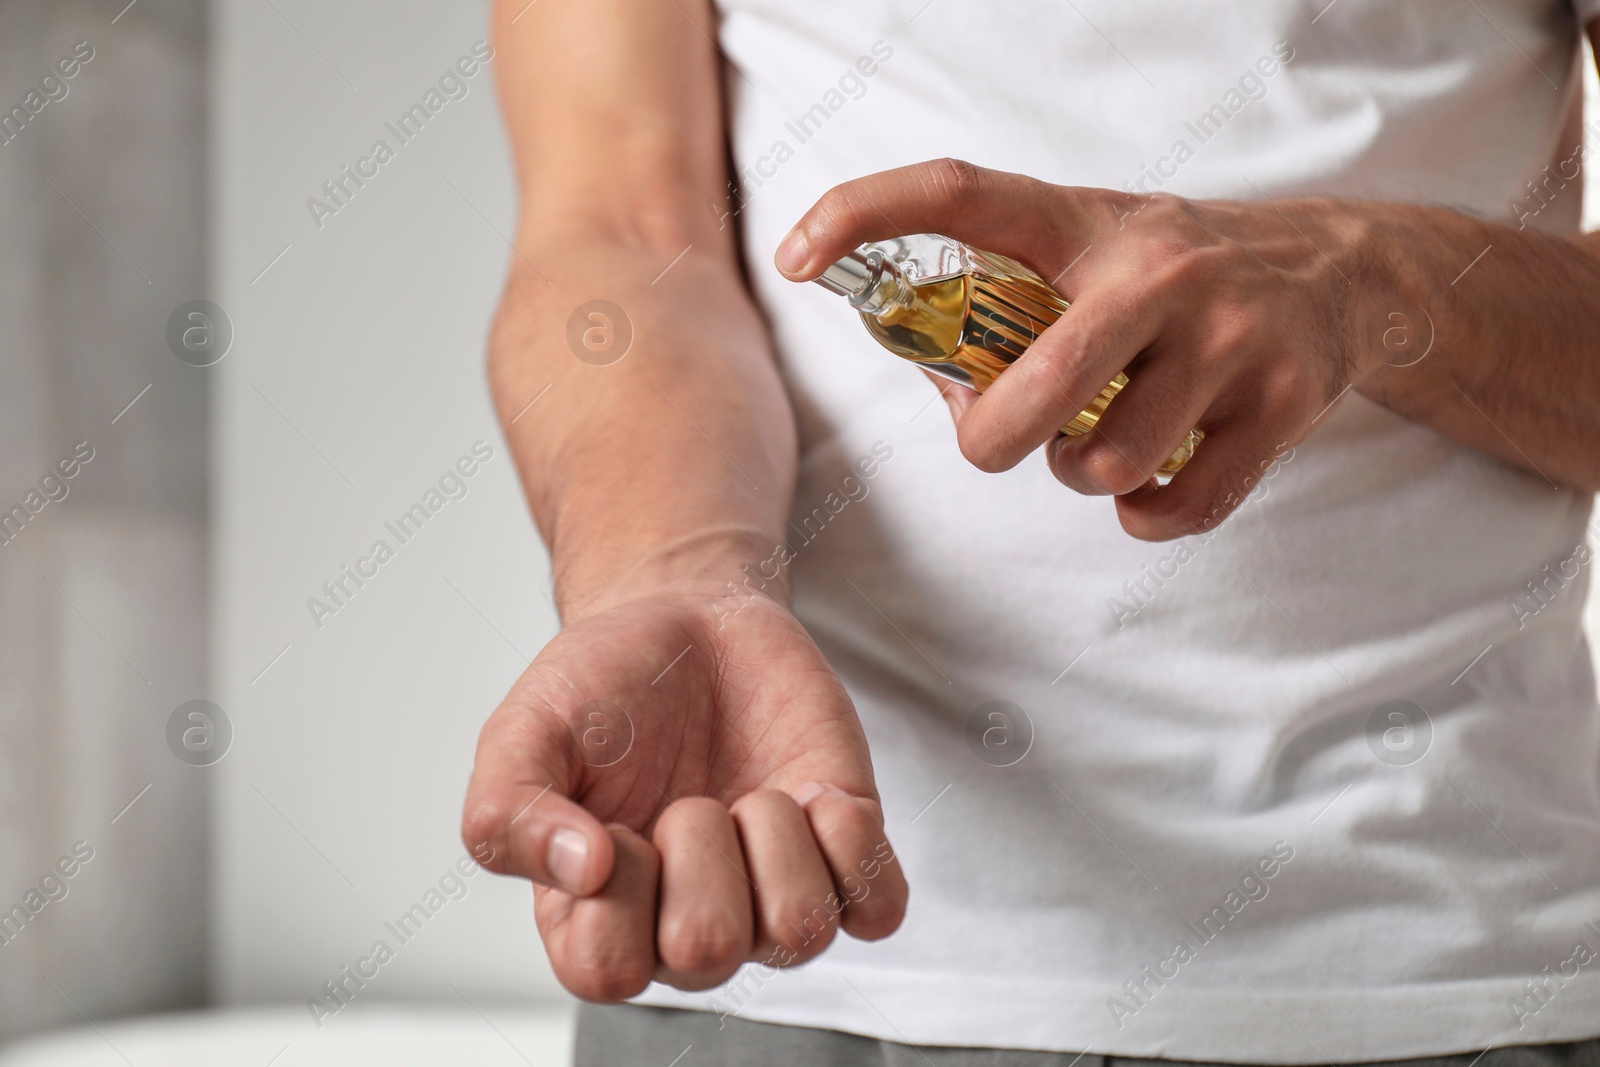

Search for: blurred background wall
xmin=3 ymin=0 xmax=1600 ymax=1046
xmin=209 ymin=0 xmax=563 ymax=1012
xmin=0 ymin=0 xmax=209 ymax=1040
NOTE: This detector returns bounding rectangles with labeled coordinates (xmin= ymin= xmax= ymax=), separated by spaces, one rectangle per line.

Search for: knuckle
xmin=826 ymin=184 xmax=875 ymax=231
xmin=1085 ymin=185 xmax=1131 ymax=217
xmin=814 ymin=177 xmax=855 ymax=216
xmin=459 ymin=798 xmax=508 ymax=860
xmin=810 ymin=180 xmax=875 ymax=240
xmin=769 ymin=900 xmax=839 ymax=957
xmin=1257 ymin=362 xmax=1309 ymax=418
xmin=1026 ymin=339 xmax=1097 ymax=419
xmin=1034 ymin=330 xmax=1088 ymax=384
xmin=1138 ymin=240 xmax=1229 ymax=298
xmin=658 ymin=917 xmax=747 ymax=976
xmin=559 ymin=956 xmax=654 ymax=1003
xmin=956 ymin=424 xmax=1015 ymax=474
xmin=1147 ymin=192 xmax=1193 ymax=220
xmin=1145 ymin=240 xmax=1207 ymax=290
xmin=1131 ymin=193 xmax=1194 ymax=235
xmin=843 ymin=898 xmax=905 ymax=943
xmin=927 ymin=156 xmax=986 ymax=209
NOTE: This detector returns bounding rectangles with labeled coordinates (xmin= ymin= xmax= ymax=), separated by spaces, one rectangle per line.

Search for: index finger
xmin=461 ymin=698 xmax=615 ymax=898
xmin=773 ymin=158 xmax=1115 ymax=284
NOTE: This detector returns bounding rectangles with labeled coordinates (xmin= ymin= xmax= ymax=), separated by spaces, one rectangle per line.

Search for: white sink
xmin=0 ymin=1005 xmax=575 ymax=1067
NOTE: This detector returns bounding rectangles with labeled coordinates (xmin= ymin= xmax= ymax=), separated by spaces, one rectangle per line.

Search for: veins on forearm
xmin=1351 ymin=206 xmax=1600 ymax=490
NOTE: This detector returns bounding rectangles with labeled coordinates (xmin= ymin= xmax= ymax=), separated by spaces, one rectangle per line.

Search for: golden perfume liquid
xmin=815 ymin=235 xmax=1201 ymax=476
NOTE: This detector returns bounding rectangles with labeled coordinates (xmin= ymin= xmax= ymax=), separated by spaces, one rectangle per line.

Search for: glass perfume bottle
xmin=814 ymin=233 xmax=1202 ymax=476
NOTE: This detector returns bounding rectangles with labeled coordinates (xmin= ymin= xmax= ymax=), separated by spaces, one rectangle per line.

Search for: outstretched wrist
xmin=555 ymin=525 xmax=794 ymax=623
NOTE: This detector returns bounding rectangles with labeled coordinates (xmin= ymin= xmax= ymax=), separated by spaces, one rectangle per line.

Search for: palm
xmin=463 ymin=589 xmax=904 ymax=1000
xmin=492 ymin=591 xmax=876 ymax=833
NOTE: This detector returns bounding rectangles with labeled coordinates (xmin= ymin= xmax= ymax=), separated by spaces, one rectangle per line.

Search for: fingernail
xmin=775 ymin=228 xmax=810 ymax=275
xmin=547 ymin=827 xmax=589 ymax=892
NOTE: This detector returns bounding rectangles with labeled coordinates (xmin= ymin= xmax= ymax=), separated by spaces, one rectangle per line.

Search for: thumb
xmin=461 ymin=700 xmax=615 ymax=897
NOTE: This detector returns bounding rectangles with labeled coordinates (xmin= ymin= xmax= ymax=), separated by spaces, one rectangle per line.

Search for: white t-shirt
xmin=633 ymin=2 xmax=1600 ymax=1060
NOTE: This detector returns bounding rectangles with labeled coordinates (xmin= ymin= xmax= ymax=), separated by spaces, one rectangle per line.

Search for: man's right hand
xmin=460 ymin=582 xmax=908 ymax=1001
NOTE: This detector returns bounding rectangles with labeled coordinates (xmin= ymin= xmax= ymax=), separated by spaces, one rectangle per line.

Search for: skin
xmin=776 ymin=164 xmax=1600 ymax=539
xmin=462 ymin=0 xmax=906 ymax=1002
xmin=465 ymin=0 xmax=1600 ymax=1000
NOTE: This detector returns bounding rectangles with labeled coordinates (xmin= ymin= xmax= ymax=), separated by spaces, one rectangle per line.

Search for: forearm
xmin=490 ymin=239 xmax=796 ymax=622
xmin=1350 ymin=202 xmax=1600 ymax=491
xmin=488 ymin=0 xmax=796 ymax=622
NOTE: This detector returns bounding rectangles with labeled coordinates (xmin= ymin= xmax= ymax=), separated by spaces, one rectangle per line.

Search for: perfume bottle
xmin=814 ymin=234 xmax=1201 ymax=476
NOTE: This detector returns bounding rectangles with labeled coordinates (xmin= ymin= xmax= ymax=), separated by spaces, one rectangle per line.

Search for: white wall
xmin=0 ymin=0 xmax=208 ymax=1038
xmin=211 ymin=0 xmax=1600 ymax=1014
xmin=212 ymin=0 xmax=564 ymax=1008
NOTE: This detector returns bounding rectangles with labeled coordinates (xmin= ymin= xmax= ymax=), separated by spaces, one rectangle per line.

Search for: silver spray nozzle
xmin=813 ymin=248 xmax=883 ymax=303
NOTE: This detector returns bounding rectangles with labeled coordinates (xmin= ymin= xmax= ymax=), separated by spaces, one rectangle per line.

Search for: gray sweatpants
xmin=576 ymin=1004 xmax=1600 ymax=1067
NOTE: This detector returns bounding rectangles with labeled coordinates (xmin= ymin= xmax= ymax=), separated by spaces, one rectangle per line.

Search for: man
xmin=462 ymin=0 xmax=1600 ymax=1063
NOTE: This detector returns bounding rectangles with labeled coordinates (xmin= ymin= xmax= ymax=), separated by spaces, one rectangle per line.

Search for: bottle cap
xmin=814 ymin=248 xmax=880 ymax=300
